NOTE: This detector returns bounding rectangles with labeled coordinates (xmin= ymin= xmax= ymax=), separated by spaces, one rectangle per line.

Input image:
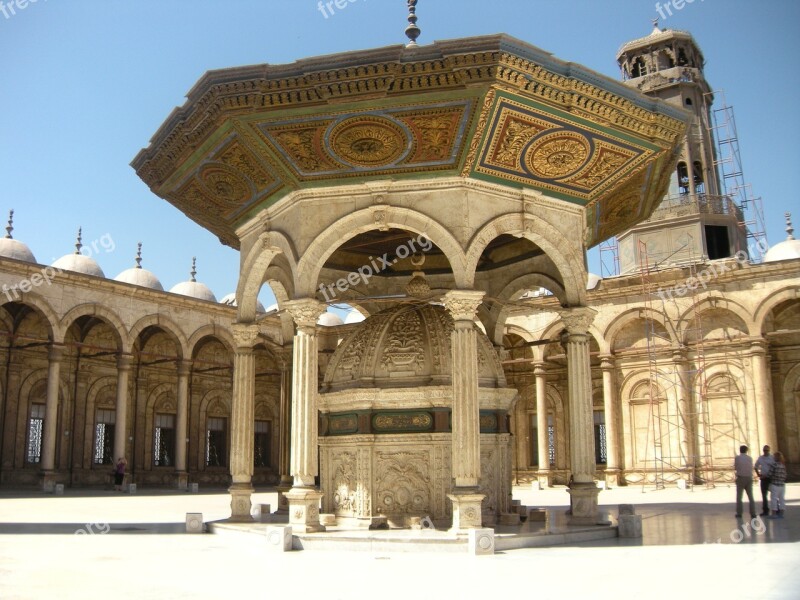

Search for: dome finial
xmin=74 ymin=227 xmax=83 ymax=255
xmin=405 ymin=0 xmax=421 ymax=48
xmin=135 ymin=242 xmax=143 ymax=269
xmin=652 ymin=18 xmax=660 ymax=33
xmin=190 ymin=256 xmax=197 ymax=282
xmin=5 ymin=209 xmax=14 ymax=239
xmin=786 ymin=212 xmax=795 ymax=241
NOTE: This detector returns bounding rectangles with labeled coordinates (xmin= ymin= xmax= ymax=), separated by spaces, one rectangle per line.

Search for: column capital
xmin=116 ymin=353 xmax=134 ymax=371
xmin=443 ymin=290 xmax=485 ymax=322
xmin=558 ymin=306 xmax=597 ymax=335
xmin=533 ymin=362 xmax=548 ymax=377
xmin=598 ymin=354 xmax=615 ymax=371
xmin=177 ymin=359 xmax=193 ymax=377
xmin=275 ymin=346 xmax=293 ymax=371
xmin=749 ymin=338 xmax=769 ymax=355
xmin=284 ymin=298 xmax=326 ymax=331
xmin=48 ymin=344 xmax=66 ymax=362
xmin=232 ymin=322 xmax=260 ymax=349
xmin=671 ymin=347 xmax=688 ymax=364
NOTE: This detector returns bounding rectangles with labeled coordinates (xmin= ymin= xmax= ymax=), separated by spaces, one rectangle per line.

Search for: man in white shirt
xmin=734 ymin=445 xmax=757 ymax=519
xmin=754 ymin=445 xmax=775 ymax=517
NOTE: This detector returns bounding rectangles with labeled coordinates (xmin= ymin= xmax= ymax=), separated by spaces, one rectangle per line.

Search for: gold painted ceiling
xmin=132 ymin=34 xmax=690 ymax=248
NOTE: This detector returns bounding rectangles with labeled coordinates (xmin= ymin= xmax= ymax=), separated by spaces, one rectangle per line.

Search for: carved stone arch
xmin=464 ymin=213 xmax=585 ymax=306
xmin=60 ymin=304 xmax=126 ymax=352
xmin=678 ymin=294 xmax=756 ymax=341
xmin=753 ymin=286 xmax=800 ymax=334
xmin=128 ymin=314 xmax=190 ymax=359
xmin=16 ymin=369 xmax=67 ymax=468
xmin=780 ymin=362 xmax=800 ymax=462
xmin=259 ymin=276 xmax=294 ymax=344
xmin=83 ymin=376 xmax=118 ymax=466
xmin=188 ymin=326 xmax=235 ymax=357
xmin=2 ymin=295 xmax=60 ymax=342
xmin=237 ymin=230 xmax=298 ymax=322
xmin=604 ymin=307 xmax=677 ymax=352
xmin=295 ymin=206 xmax=468 ymax=296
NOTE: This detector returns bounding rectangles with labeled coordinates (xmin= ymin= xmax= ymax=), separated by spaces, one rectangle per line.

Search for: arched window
xmin=205 ymin=399 xmax=229 ymax=467
xmin=26 ymin=404 xmax=45 ymax=464
xmin=93 ymin=408 xmax=116 ymax=465
xmin=153 ymin=395 xmax=176 ymax=467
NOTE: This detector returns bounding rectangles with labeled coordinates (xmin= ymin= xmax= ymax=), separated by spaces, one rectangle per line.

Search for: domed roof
xmin=344 ymin=308 xmax=366 ymax=324
xmin=323 ymin=303 xmax=506 ymax=392
xmin=587 ymin=273 xmax=602 ymax=290
xmin=114 ymin=243 xmax=164 ymax=291
xmin=764 ymin=213 xmax=800 ymax=263
xmin=169 ymin=257 xmax=217 ymax=302
xmin=52 ymin=228 xmax=105 ymax=278
xmin=0 ymin=210 xmax=36 ymax=263
xmin=220 ymin=292 xmax=266 ymax=313
xmin=318 ymin=311 xmax=344 ymax=327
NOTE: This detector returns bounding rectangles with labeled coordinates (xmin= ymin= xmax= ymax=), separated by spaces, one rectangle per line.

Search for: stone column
xmin=41 ymin=345 xmax=64 ymax=491
xmin=284 ymin=299 xmax=326 ymax=533
xmin=559 ymin=307 xmax=601 ymax=525
xmin=599 ymin=355 xmax=620 ymax=488
xmin=174 ymin=359 xmax=191 ymax=489
xmin=113 ymin=354 xmax=133 ymax=473
xmin=672 ymin=350 xmax=696 ymax=479
xmin=228 ymin=323 xmax=259 ymax=521
xmin=750 ymin=340 xmax=776 ymax=449
xmin=276 ymin=347 xmax=292 ymax=514
xmin=534 ymin=362 xmax=551 ymax=489
xmin=443 ymin=290 xmax=486 ymax=530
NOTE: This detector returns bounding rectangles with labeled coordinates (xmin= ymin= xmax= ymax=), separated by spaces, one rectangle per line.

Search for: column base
xmin=41 ymin=471 xmax=57 ymax=493
xmin=275 ymin=481 xmax=292 ymax=515
xmin=285 ymin=487 xmax=325 ymax=533
xmin=536 ymin=470 xmax=552 ymax=490
xmin=567 ymin=482 xmax=602 ymax=525
xmin=228 ymin=483 xmax=255 ymax=522
xmin=603 ymin=469 xmax=620 ymax=489
xmin=448 ymin=491 xmax=485 ymax=531
xmin=176 ymin=471 xmax=189 ymax=490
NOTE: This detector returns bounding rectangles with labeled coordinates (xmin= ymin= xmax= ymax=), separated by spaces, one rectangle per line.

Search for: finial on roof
xmin=135 ymin=242 xmax=143 ymax=269
xmin=190 ymin=256 xmax=197 ymax=282
xmin=74 ymin=227 xmax=83 ymax=254
xmin=5 ymin=209 xmax=13 ymax=239
xmin=405 ymin=0 xmax=421 ymax=48
xmin=786 ymin=212 xmax=795 ymax=241
xmin=651 ymin=18 xmax=662 ymax=35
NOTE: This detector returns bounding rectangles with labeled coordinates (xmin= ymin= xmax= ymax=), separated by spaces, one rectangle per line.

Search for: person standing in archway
xmin=114 ymin=457 xmax=127 ymax=492
xmin=754 ymin=445 xmax=774 ymax=516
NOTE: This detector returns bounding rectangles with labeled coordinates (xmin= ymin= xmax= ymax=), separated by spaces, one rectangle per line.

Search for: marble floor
xmin=0 ymin=482 xmax=797 ymax=600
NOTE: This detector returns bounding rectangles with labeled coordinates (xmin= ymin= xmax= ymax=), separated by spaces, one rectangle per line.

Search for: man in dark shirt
xmin=733 ymin=445 xmax=757 ymax=519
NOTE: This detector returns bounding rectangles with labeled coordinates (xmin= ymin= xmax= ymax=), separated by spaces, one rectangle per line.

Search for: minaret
xmin=614 ymin=22 xmax=747 ymax=273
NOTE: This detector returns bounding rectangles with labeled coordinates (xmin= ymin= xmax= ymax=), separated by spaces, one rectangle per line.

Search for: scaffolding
xmin=704 ymin=90 xmax=768 ymax=260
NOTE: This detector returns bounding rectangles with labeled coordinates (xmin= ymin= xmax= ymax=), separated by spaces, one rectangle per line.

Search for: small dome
xmin=220 ymin=292 xmax=266 ymax=313
xmin=114 ymin=243 xmax=163 ymax=290
xmin=52 ymin=228 xmax=105 ymax=278
xmin=587 ymin=273 xmax=602 ymax=290
xmin=169 ymin=257 xmax=217 ymax=302
xmin=344 ymin=309 xmax=366 ymax=324
xmin=264 ymin=303 xmax=279 ymax=313
xmin=0 ymin=210 xmax=36 ymax=263
xmin=318 ymin=311 xmax=344 ymax=327
xmin=764 ymin=213 xmax=800 ymax=263
xmin=323 ymin=304 xmax=505 ymax=392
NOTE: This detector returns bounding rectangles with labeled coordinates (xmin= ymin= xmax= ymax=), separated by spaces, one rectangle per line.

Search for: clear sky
xmin=1 ymin=0 xmax=798 ymax=310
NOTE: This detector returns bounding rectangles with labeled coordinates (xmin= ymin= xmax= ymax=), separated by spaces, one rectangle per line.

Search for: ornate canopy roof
xmin=132 ymin=34 xmax=690 ymax=248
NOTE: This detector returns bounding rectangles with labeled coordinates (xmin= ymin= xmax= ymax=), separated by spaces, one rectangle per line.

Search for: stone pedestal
xmin=618 ymin=514 xmax=643 ymax=538
xmin=448 ymin=491 xmax=485 ymax=531
xmin=229 ymin=483 xmax=255 ymax=522
xmin=286 ymin=488 xmax=325 ymax=533
xmin=536 ymin=471 xmax=551 ymax=490
xmin=176 ymin=471 xmax=189 ymax=490
xmin=567 ymin=483 xmax=601 ymax=525
xmin=275 ymin=482 xmax=291 ymax=514
xmin=604 ymin=469 xmax=620 ymax=489
xmin=42 ymin=471 xmax=57 ymax=493
xmin=468 ymin=528 xmax=495 ymax=555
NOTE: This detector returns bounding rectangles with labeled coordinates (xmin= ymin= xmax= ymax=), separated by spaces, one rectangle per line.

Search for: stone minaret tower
xmin=614 ymin=23 xmax=746 ymax=273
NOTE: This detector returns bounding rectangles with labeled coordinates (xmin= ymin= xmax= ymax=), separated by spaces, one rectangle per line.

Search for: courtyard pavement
xmin=0 ymin=482 xmax=797 ymax=600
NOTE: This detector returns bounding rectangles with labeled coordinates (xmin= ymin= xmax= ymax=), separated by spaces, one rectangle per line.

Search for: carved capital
xmin=232 ymin=322 xmax=260 ymax=349
xmin=177 ymin=359 xmax=193 ymax=377
xmin=598 ymin=354 xmax=615 ymax=371
xmin=48 ymin=344 xmax=65 ymax=363
xmin=533 ymin=362 xmax=548 ymax=378
xmin=116 ymin=353 xmax=134 ymax=371
xmin=749 ymin=338 xmax=769 ymax=356
xmin=558 ymin=306 xmax=597 ymax=336
xmin=443 ymin=290 xmax=485 ymax=322
xmin=285 ymin=298 xmax=326 ymax=330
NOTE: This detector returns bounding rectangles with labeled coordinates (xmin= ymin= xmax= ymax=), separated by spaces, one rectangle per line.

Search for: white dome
xmin=115 ymin=267 xmax=164 ymax=291
xmin=0 ymin=237 xmax=36 ymax=263
xmin=344 ymin=309 xmax=366 ymax=324
xmin=219 ymin=293 xmax=266 ymax=313
xmin=764 ymin=239 xmax=800 ymax=263
xmin=587 ymin=273 xmax=602 ymax=290
xmin=264 ymin=303 xmax=279 ymax=313
xmin=317 ymin=311 xmax=344 ymax=327
xmin=52 ymin=253 xmax=105 ymax=278
xmin=170 ymin=280 xmax=217 ymax=302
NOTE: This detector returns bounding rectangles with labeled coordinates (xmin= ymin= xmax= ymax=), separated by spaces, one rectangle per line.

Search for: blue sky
xmin=1 ymin=0 xmax=798 ymax=309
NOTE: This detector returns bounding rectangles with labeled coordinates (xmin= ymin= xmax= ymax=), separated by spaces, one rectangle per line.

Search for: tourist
xmin=768 ymin=451 xmax=787 ymax=519
xmin=734 ymin=445 xmax=757 ymax=519
xmin=754 ymin=445 xmax=775 ymax=516
xmin=114 ymin=457 xmax=127 ymax=491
